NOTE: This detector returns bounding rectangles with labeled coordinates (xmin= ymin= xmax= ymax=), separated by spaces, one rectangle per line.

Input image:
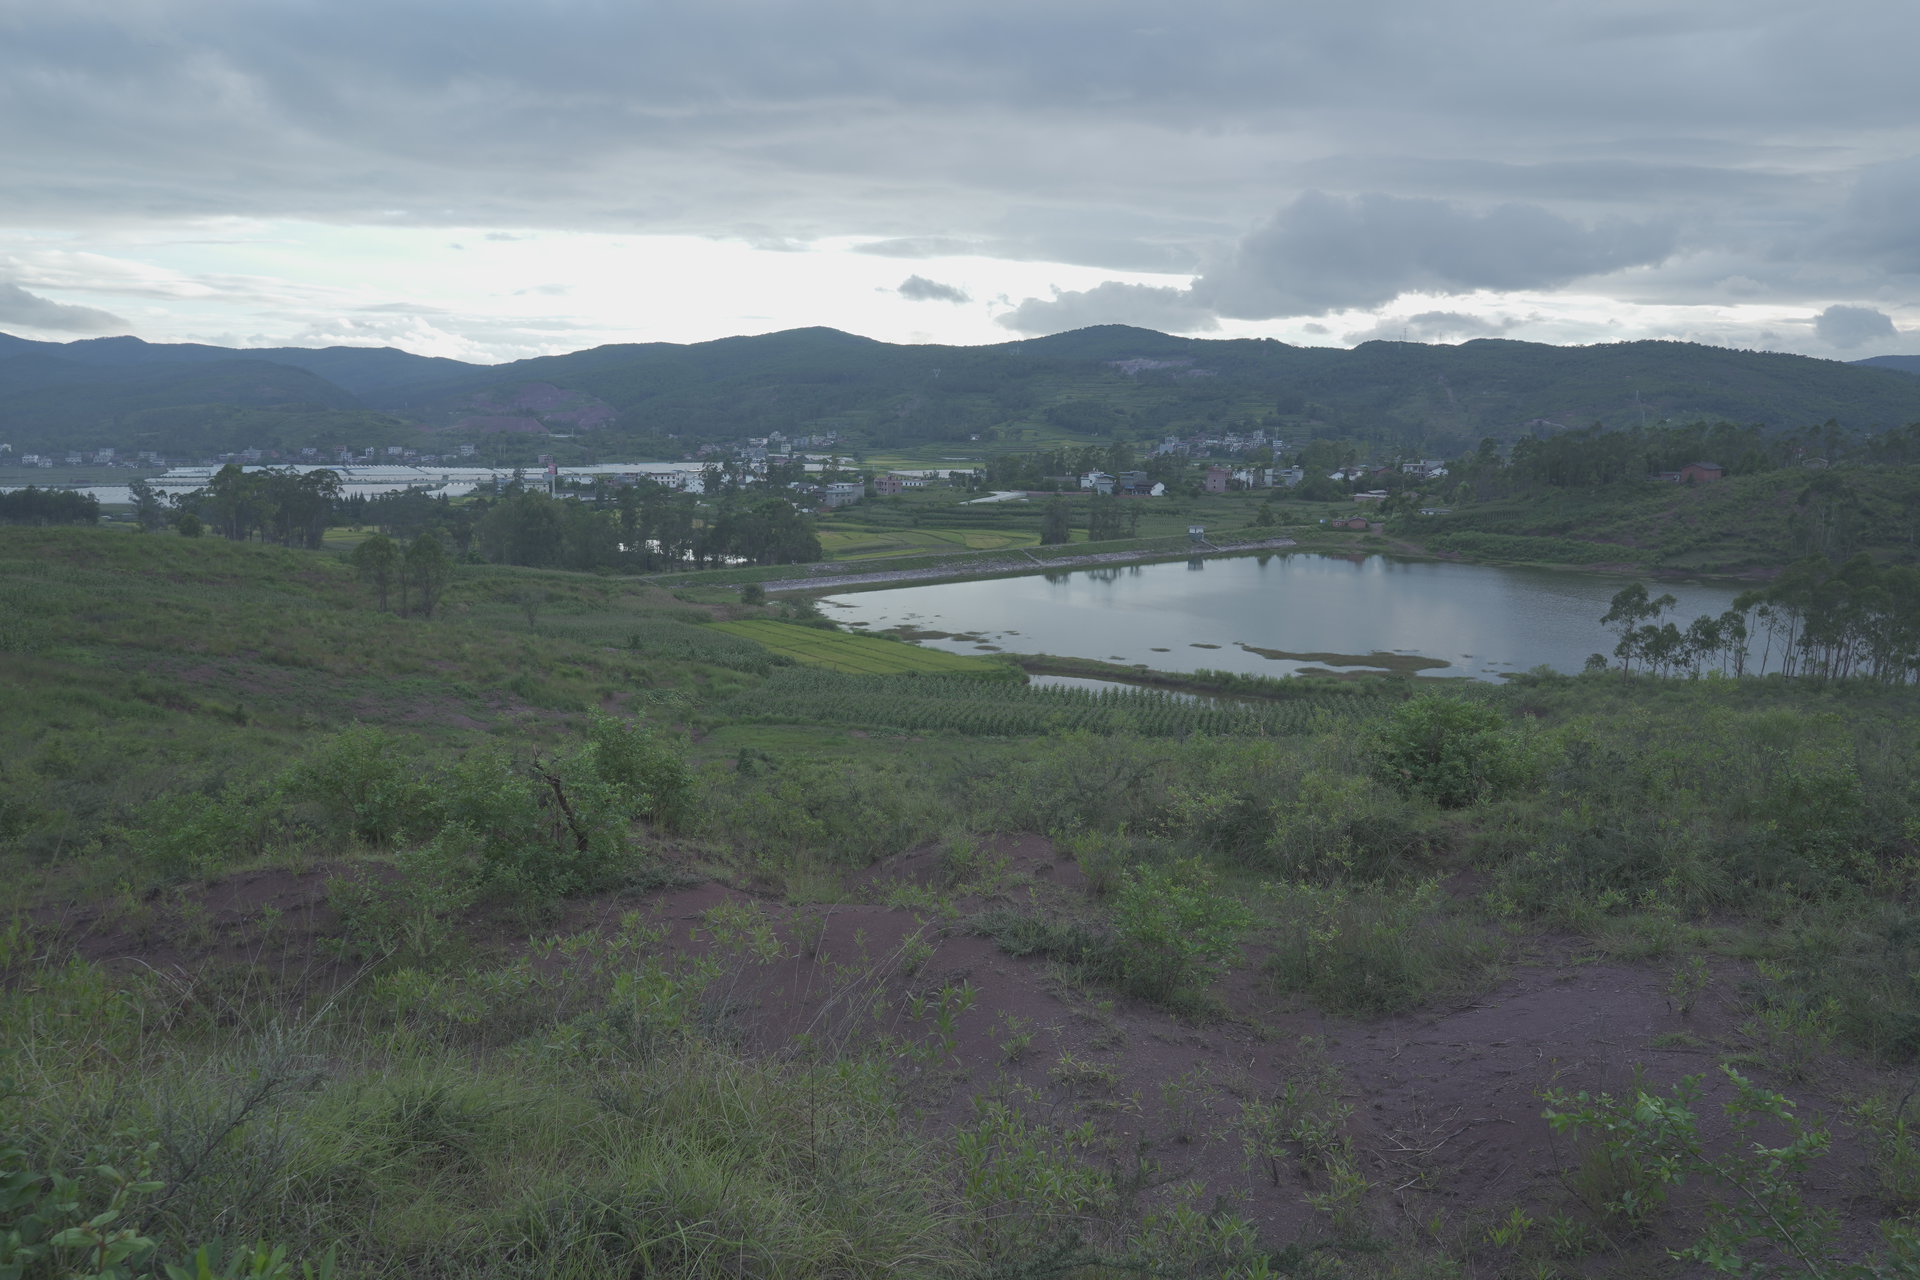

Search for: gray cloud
xmin=1193 ymin=193 xmax=1676 ymax=319
xmin=1814 ymin=304 xmax=1900 ymax=349
xmin=1001 ymin=193 xmax=1675 ymax=335
xmin=2 ymin=2 xmax=1918 ymax=353
xmin=897 ymin=275 xmax=971 ymax=304
xmin=0 ymin=281 xmax=126 ymax=333
xmin=1831 ymin=158 xmax=1920 ymax=274
xmin=996 ymin=282 xmax=1218 ymax=335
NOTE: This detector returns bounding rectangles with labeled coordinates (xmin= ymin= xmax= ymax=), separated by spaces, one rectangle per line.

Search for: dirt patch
xmin=29 ymin=840 xmax=1897 ymax=1262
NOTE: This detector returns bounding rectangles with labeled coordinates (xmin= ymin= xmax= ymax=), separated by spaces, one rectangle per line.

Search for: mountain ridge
xmin=5 ymin=326 xmax=1920 ymax=459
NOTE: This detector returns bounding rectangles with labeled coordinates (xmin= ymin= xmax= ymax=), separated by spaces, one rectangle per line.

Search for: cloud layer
xmin=0 ymin=281 xmax=126 ymax=333
xmin=0 ymin=1 xmax=1915 ymax=356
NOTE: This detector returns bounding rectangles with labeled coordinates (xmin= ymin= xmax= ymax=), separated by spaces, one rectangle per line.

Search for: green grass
xmin=707 ymin=619 xmax=1013 ymax=676
xmin=17 ymin=522 xmax=1920 ymax=1278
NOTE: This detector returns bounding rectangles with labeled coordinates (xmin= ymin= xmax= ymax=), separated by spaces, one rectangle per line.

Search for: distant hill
xmin=0 ymin=332 xmax=474 ymax=397
xmin=1858 ymin=355 xmax=1920 ymax=379
xmin=369 ymin=327 xmax=1920 ymax=457
xmin=6 ymin=326 xmax=1920 ymax=460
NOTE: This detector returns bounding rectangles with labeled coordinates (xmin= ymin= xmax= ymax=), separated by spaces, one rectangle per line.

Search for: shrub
xmin=283 ymin=725 xmax=423 ymax=845
xmin=127 ymin=781 xmax=279 ymax=880
xmin=1110 ymin=858 xmax=1252 ymax=1000
xmin=440 ymin=744 xmax=630 ymax=901
xmin=1365 ymin=694 xmax=1524 ymax=809
xmin=581 ymin=712 xmax=697 ymax=832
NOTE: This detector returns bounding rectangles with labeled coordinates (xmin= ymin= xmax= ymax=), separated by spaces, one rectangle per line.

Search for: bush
xmin=439 ymin=744 xmax=632 ymax=901
xmin=581 ymin=712 xmax=697 ymax=832
xmin=282 ymin=725 xmax=423 ymax=845
xmin=1110 ymin=858 xmax=1252 ymax=1000
xmin=127 ymin=781 xmax=279 ymax=880
xmin=1365 ymin=694 xmax=1524 ymax=809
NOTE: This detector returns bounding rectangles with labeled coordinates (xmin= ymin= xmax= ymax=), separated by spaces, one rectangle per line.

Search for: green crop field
xmin=709 ymin=619 xmax=1013 ymax=676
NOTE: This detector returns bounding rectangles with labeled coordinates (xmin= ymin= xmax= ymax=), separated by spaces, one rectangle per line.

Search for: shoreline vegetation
xmin=755 ymin=534 xmax=1303 ymax=593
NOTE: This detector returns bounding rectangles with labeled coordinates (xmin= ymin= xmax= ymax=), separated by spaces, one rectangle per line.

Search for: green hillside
xmin=13 ymin=527 xmax=1920 ymax=1276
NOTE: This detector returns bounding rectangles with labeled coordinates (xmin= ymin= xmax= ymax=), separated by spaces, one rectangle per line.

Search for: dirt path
xmin=765 ymin=536 xmax=1299 ymax=593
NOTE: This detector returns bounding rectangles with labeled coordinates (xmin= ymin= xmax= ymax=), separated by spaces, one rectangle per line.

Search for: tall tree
xmin=403 ymin=532 xmax=455 ymax=619
xmin=127 ymin=477 xmax=166 ymax=532
xmin=1601 ymin=583 xmax=1676 ymax=673
xmin=351 ymin=534 xmax=400 ymax=612
xmin=1039 ymin=497 xmax=1072 ymax=546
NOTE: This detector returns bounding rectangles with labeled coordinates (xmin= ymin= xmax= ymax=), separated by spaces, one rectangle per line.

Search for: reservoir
xmin=818 ymin=552 xmax=1749 ymax=681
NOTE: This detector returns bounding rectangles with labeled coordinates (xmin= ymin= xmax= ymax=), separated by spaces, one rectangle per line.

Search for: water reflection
xmin=820 ymin=552 xmax=1746 ymax=682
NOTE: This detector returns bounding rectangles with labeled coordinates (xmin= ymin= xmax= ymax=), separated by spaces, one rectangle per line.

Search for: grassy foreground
xmin=9 ymin=527 xmax=1920 ymax=1278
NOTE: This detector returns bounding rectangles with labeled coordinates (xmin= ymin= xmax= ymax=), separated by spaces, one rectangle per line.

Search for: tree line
xmin=0 ymin=487 xmax=100 ymax=526
xmin=171 ymin=465 xmax=342 ymax=548
xmin=1038 ymin=494 xmax=1141 ymax=545
xmin=1448 ymin=420 xmax=1835 ymax=499
xmin=467 ymin=479 xmax=821 ymax=572
xmin=1602 ymin=555 xmax=1920 ymax=684
xmin=170 ymin=467 xmax=823 ymax=572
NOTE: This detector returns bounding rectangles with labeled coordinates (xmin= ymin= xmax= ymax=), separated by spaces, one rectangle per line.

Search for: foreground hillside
xmin=8 ymin=528 xmax=1920 ymax=1278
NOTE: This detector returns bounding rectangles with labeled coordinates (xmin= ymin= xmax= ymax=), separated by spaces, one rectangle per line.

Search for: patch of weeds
xmin=1649 ymin=1031 xmax=1710 ymax=1051
xmin=898 ymin=925 xmax=936 ymax=976
xmin=901 ymin=981 xmax=976 ymax=1070
xmin=1542 ymin=1065 xmax=1901 ymax=1272
xmin=790 ymin=906 xmax=829 ymax=960
xmin=1236 ymin=1039 xmax=1371 ymax=1239
xmin=994 ymin=1012 xmax=1037 ymax=1063
xmin=1665 ymin=953 xmax=1712 ymax=1019
xmin=1263 ymin=878 xmax=1502 ymax=1017
xmin=1851 ymin=1094 xmax=1920 ymax=1214
xmin=1158 ymin=1066 xmax=1226 ymax=1145
xmin=1740 ymin=960 xmax=1842 ymax=1083
xmin=972 ymin=905 xmax=1111 ymax=968
xmin=939 ymin=832 xmax=1010 ymax=894
xmin=1595 ymin=904 xmax=1693 ymax=961
xmin=1049 ymin=1050 xmax=1120 ymax=1095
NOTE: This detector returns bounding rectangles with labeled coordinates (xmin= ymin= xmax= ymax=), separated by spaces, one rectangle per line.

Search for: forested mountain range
xmin=5 ymin=325 xmax=1920 ymax=461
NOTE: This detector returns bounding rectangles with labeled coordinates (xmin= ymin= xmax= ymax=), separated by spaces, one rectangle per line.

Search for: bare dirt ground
xmin=36 ymin=833 xmax=1895 ymax=1267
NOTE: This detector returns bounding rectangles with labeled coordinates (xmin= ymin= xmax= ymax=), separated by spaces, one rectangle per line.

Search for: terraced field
xmin=709 ymin=619 xmax=1013 ymax=676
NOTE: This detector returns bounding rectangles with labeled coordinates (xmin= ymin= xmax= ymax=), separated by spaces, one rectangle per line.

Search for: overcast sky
xmin=2 ymin=0 xmax=1916 ymax=363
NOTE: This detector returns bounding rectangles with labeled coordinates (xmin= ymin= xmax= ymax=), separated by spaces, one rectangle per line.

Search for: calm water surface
xmin=820 ymin=552 xmax=1748 ymax=680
